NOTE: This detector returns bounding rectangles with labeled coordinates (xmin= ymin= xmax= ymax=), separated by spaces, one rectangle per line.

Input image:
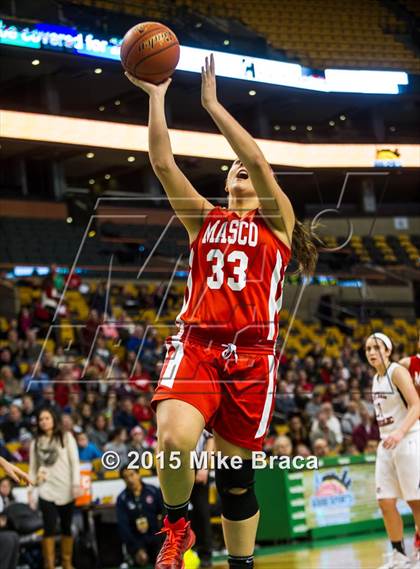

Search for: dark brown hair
xmin=292 ymin=219 xmax=318 ymax=276
xmin=35 ymin=407 xmax=64 ymax=449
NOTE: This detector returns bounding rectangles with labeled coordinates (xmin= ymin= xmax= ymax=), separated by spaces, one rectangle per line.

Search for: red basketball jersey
xmin=175 ymin=206 xmax=291 ymax=348
xmin=409 ymin=354 xmax=420 ymax=396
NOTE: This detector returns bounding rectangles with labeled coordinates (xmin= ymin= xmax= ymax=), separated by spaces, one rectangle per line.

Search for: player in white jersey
xmin=366 ymin=332 xmax=420 ymax=569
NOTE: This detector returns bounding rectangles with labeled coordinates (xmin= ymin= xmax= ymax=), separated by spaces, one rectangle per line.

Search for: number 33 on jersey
xmin=176 ymin=206 xmax=291 ymax=347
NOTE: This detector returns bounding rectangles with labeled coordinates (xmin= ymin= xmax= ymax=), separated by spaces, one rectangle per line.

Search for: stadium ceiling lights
xmin=0 ymin=19 xmax=409 ymax=95
xmin=3 ymin=109 xmax=420 ymax=167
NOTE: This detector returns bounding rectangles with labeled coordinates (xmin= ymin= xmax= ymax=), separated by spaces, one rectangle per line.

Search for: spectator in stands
xmin=365 ymin=439 xmax=379 ymax=454
xmin=288 ymin=415 xmax=310 ymax=450
xmin=115 ymin=398 xmax=138 ymax=432
xmin=21 ymin=394 xmax=36 ymax=429
xmin=129 ymin=361 xmax=152 ymax=394
xmin=41 ymin=275 xmax=60 ymax=315
xmin=312 ymin=438 xmax=332 ymax=458
xmin=91 ymin=282 xmax=108 ymax=316
xmin=305 ymin=388 xmax=323 ymax=419
xmin=275 ymin=381 xmax=296 ymax=421
xmin=94 ymin=337 xmax=112 ymax=365
xmin=85 ymin=390 xmax=102 ymax=415
xmin=63 ymin=390 xmax=82 ymax=418
xmin=41 ymin=352 xmax=60 ymax=381
xmin=0 ymin=367 xmax=20 ymax=399
xmin=22 ymin=363 xmax=51 ymax=403
xmin=38 ymin=384 xmax=62 ymax=417
xmin=133 ymin=394 xmax=154 ymax=422
xmin=22 ymin=329 xmax=42 ymax=362
xmin=352 ymin=403 xmax=380 ymax=453
xmin=295 ymin=443 xmax=311 ymax=458
xmin=332 ymin=379 xmax=349 ymax=414
xmin=349 ymin=389 xmax=362 ymax=404
xmin=116 ymin=466 xmax=163 ymax=567
xmin=0 ymin=457 xmax=33 ymax=569
xmin=341 ymin=401 xmax=362 ymax=437
xmin=28 ymin=407 xmax=81 ymax=569
xmin=104 ymin=427 xmax=129 ymax=466
xmin=81 ymin=309 xmax=100 ymax=356
xmin=320 ymin=402 xmax=343 ymax=444
xmin=272 ymin=435 xmax=293 ymax=457
xmin=14 ymin=431 xmax=32 ymax=462
xmin=0 ymin=477 xmax=15 ymax=508
xmin=55 ymin=368 xmax=80 ymax=409
xmin=76 ymin=431 xmax=102 ymax=461
xmin=341 ymin=440 xmax=360 ymax=456
xmin=5 ymin=329 xmax=20 ymax=362
xmin=0 ymin=404 xmax=26 ymax=443
xmin=0 ymin=348 xmax=18 ymax=377
xmin=61 ymin=413 xmax=75 ymax=434
xmin=87 ymin=413 xmax=109 ymax=450
xmin=18 ymin=306 xmax=33 ymax=338
xmin=125 ymin=325 xmax=145 ymax=353
xmin=79 ymin=402 xmax=94 ymax=430
xmin=310 ymin=410 xmax=337 ymax=450
xmin=0 ymin=437 xmax=15 ymax=463
xmin=104 ymin=391 xmax=118 ymax=428
xmin=128 ymin=426 xmax=147 ymax=459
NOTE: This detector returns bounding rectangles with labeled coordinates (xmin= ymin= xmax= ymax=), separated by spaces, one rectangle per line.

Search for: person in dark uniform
xmin=116 ymin=466 xmax=164 ymax=567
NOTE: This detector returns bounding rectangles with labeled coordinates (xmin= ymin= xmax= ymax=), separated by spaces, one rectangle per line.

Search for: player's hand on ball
xmin=383 ymin=430 xmax=403 ymax=449
xmin=201 ymin=53 xmax=218 ymax=109
xmin=124 ymin=71 xmax=172 ymax=97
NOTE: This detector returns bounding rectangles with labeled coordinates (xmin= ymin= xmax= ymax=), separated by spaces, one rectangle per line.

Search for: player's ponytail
xmin=292 ymin=219 xmax=318 ymax=277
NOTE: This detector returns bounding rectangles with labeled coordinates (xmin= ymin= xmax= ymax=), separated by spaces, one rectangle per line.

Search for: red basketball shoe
xmin=414 ymin=531 xmax=420 ymax=560
xmin=155 ymin=516 xmax=196 ymax=569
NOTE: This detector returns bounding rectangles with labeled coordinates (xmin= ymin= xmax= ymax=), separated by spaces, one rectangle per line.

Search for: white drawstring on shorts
xmin=221 ymin=343 xmax=238 ymax=363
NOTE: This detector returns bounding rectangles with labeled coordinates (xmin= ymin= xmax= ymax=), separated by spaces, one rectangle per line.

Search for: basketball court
xmin=211 ymin=532 xmax=417 ymax=568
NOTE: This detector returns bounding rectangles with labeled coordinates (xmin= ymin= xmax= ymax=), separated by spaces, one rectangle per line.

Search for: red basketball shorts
xmin=151 ymin=335 xmax=279 ymax=451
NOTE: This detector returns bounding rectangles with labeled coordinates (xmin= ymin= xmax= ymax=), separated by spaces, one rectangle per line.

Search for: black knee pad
xmin=215 ymin=459 xmax=258 ymax=521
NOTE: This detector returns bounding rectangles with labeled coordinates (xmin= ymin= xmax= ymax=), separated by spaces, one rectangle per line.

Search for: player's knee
xmin=215 ymin=459 xmax=258 ymax=521
xmin=158 ymin=430 xmax=191 ymax=454
xmin=407 ymin=500 xmax=420 ymax=513
xmin=378 ymin=499 xmax=397 ymax=514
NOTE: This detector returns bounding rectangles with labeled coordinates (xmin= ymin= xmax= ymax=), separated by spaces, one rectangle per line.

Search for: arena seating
xmin=68 ymin=0 xmax=420 ymax=73
xmin=4 ymin=281 xmax=418 ymax=359
xmin=401 ymin=0 xmax=420 ymax=18
xmin=184 ymin=0 xmax=420 ymax=72
xmin=1 ymin=218 xmax=419 ymax=269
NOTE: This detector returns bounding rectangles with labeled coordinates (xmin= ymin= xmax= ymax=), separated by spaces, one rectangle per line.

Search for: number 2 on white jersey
xmin=207 ymin=249 xmax=248 ymax=291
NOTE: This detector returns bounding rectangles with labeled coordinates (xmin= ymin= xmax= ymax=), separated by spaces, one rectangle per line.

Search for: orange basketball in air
xmin=120 ymin=21 xmax=180 ymax=84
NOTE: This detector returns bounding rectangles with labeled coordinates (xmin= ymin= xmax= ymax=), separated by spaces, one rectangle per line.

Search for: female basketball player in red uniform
xmin=400 ymin=330 xmax=420 ymax=559
xmin=365 ymin=333 xmax=420 ymax=569
xmin=125 ymin=54 xmax=317 ymax=569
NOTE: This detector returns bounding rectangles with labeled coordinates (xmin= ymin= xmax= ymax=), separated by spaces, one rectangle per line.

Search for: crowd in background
xmin=0 ymin=275 xmax=407 ymax=475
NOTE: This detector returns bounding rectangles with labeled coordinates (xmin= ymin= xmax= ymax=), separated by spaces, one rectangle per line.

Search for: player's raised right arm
xmin=125 ymin=72 xmax=213 ymax=242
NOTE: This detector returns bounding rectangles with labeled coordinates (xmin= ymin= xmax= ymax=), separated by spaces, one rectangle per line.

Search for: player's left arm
xmin=201 ymin=54 xmax=295 ymax=239
xmin=383 ymin=365 xmax=420 ymax=449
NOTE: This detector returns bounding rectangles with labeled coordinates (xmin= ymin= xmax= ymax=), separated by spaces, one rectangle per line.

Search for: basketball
xmin=120 ymin=21 xmax=180 ymax=84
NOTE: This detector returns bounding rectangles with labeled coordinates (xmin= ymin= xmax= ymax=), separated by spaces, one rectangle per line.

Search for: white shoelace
xmin=221 ymin=343 xmax=238 ymax=363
